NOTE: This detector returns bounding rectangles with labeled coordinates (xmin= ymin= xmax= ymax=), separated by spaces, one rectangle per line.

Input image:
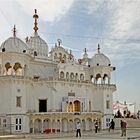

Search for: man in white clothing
xmin=76 ymin=122 xmax=81 ymax=137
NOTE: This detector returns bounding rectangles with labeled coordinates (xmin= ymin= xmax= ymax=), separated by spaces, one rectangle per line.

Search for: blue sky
xmin=0 ymin=0 xmax=140 ymax=111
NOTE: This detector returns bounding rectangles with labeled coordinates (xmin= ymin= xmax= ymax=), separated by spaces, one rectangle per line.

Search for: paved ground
xmin=0 ymin=129 xmax=140 ymax=140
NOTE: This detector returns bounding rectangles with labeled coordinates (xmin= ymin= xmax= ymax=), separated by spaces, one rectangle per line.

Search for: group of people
xmin=75 ymin=119 xmax=127 ymax=137
xmin=75 ymin=119 xmax=101 ymax=137
xmin=108 ymin=119 xmax=127 ymax=137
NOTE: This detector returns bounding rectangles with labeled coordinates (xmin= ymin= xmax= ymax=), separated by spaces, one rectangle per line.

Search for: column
xmin=41 ymin=119 xmax=44 ymax=133
xmin=32 ymin=119 xmax=35 ymax=134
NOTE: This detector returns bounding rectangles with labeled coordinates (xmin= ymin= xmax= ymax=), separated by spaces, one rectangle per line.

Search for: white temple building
xmin=0 ymin=9 xmax=116 ymax=134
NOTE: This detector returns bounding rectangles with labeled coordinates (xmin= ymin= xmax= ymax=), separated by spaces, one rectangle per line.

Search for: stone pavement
xmin=0 ymin=129 xmax=139 ymax=140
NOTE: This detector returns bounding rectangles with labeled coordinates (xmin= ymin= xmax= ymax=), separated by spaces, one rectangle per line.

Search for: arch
xmin=66 ymin=101 xmax=69 ymax=112
xmin=5 ymin=62 xmax=12 ymax=75
xmin=62 ymin=118 xmax=68 ymax=132
xmin=95 ymin=73 xmax=102 ymax=84
xmin=80 ymin=73 xmax=84 ymax=80
xmin=74 ymin=100 xmax=80 ymax=112
xmin=56 ymin=120 xmax=61 ymax=132
xmin=75 ymin=73 xmax=78 ymax=80
xmin=34 ymin=119 xmax=42 ymax=133
xmin=66 ymin=72 xmax=69 ymax=80
xmin=29 ymin=120 xmax=33 ymax=133
xmin=69 ymin=102 xmax=73 ymax=112
xmin=60 ymin=71 xmax=64 ymax=79
xmin=82 ymin=119 xmax=86 ymax=131
xmin=70 ymin=72 xmax=74 ymax=80
xmin=86 ymin=118 xmax=92 ymax=131
xmin=103 ymin=74 xmax=109 ymax=84
xmin=43 ymin=119 xmax=51 ymax=131
xmin=74 ymin=118 xmax=81 ymax=124
xmin=13 ymin=62 xmax=22 ymax=75
xmin=68 ymin=120 xmax=74 ymax=132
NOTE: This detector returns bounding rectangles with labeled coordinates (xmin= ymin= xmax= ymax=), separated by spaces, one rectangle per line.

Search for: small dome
xmin=27 ymin=34 xmax=48 ymax=59
xmin=0 ymin=37 xmax=28 ymax=53
xmin=90 ymin=44 xmax=111 ymax=67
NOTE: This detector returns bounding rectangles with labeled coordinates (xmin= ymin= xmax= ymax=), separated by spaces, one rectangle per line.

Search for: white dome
xmin=0 ymin=37 xmax=28 ymax=53
xmin=90 ymin=53 xmax=111 ymax=67
xmin=27 ymin=34 xmax=48 ymax=59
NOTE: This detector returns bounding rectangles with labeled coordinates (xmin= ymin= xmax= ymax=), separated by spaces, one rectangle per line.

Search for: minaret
xmin=33 ymin=9 xmax=39 ymax=36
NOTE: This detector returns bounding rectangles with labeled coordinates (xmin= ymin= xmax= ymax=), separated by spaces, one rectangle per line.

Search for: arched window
xmin=66 ymin=101 xmax=69 ymax=112
xmin=75 ymin=73 xmax=78 ymax=80
xmin=95 ymin=73 xmax=102 ymax=84
xmin=80 ymin=74 xmax=84 ymax=80
xmin=69 ymin=102 xmax=73 ymax=112
xmin=103 ymin=74 xmax=109 ymax=84
xmin=13 ymin=62 xmax=22 ymax=75
xmin=70 ymin=72 xmax=74 ymax=80
xmin=60 ymin=71 xmax=64 ymax=79
xmin=66 ymin=72 xmax=69 ymax=80
xmin=74 ymin=100 xmax=80 ymax=112
xmin=5 ymin=62 xmax=12 ymax=75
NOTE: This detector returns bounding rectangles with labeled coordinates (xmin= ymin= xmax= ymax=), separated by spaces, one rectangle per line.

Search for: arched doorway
xmin=74 ymin=100 xmax=80 ymax=112
xmin=62 ymin=118 xmax=68 ymax=132
xmin=34 ymin=119 xmax=41 ymax=133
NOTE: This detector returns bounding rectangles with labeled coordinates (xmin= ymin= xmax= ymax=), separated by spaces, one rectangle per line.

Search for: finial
xmin=12 ymin=25 xmax=16 ymax=37
xmin=97 ymin=43 xmax=100 ymax=53
xmin=33 ymin=9 xmax=39 ymax=33
xmin=57 ymin=39 xmax=62 ymax=46
xmin=84 ymin=48 xmax=87 ymax=53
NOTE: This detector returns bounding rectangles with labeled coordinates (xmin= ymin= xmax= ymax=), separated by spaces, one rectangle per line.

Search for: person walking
xmin=76 ymin=122 xmax=81 ymax=137
xmin=120 ymin=120 xmax=127 ymax=137
xmin=109 ymin=119 xmax=115 ymax=132
xmin=94 ymin=120 xmax=98 ymax=133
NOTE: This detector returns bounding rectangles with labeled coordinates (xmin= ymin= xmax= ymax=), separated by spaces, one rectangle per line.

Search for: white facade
xmin=0 ymin=11 xmax=116 ymax=134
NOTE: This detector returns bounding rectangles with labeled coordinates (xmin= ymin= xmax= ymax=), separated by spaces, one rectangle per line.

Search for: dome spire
xmin=33 ymin=9 xmax=39 ymax=35
xmin=97 ymin=43 xmax=100 ymax=54
xmin=84 ymin=48 xmax=87 ymax=54
xmin=12 ymin=25 xmax=16 ymax=37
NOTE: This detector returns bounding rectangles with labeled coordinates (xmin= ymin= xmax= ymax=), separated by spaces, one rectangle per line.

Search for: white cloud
xmin=17 ymin=0 xmax=74 ymax=22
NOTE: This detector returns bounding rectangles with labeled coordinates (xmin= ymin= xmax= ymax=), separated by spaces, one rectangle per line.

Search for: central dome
xmin=27 ymin=34 xmax=48 ymax=59
xmin=27 ymin=9 xmax=48 ymax=59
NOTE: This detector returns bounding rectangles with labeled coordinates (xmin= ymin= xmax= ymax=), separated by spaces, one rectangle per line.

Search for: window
xmin=16 ymin=96 xmax=21 ymax=107
xmin=15 ymin=118 xmax=22 ymax=131
xmin=74 ymin=100 xmax=80 ymax=112
xmin=60 ymin=71 xmax=64 ymax=78
xmin=106 ymin=100 xmax=110 ymax=109
xmin=39 ymin=99 xmax=47 ymax=112
xmin=106 ymin=118 xmax=110 ymax=127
